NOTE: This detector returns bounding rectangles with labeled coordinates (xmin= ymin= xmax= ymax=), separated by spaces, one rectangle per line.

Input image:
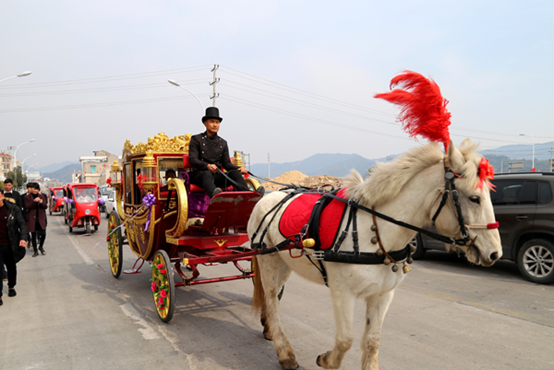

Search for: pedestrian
xmin=23 ymin=183 xmax=47 ymax=257
xmin=2 ymin=179 xmax=23 ymax=210
xmin=2 ymin=179 xmax=24 ymax=280
xmin=0 ymin=191 xmax=28 ymax=306
xmin=189 ymin=106 xmax=264 ymax=198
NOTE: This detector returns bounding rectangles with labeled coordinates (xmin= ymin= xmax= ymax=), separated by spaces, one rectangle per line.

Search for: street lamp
xmin=168 ymin=79 xmax=205 ymax=112
xmin=11 ymin=139 xmax=36 ymax=169
xmin=519 ymin=134 xmax=536 ymax=170
xmin=0 ymin=71 xmax=32 ymax=84
xmin=21 ymin=154 xmax=37 ymax=172
xmin=26 ymin=163 xmax=39 ymax=173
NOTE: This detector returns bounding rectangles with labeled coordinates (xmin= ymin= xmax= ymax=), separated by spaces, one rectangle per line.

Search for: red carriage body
xmin=107 ymin=133 xmax=262 ymax=322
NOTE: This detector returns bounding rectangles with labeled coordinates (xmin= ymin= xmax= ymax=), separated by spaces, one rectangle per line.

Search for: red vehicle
xmin=63 ymin=183 xmax=102 ymax=234
xmin=48 ymin=187 xmax=64 ymax=215
xmin=107 ymin=133 xmax=261 ymax=322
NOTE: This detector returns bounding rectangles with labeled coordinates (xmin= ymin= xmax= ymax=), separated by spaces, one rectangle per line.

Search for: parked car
xmin=412 ymin=172 xmax=554 ymax=284
xmin=105 ymin=189 xmax=121 ymax=219
xmin=99 ymin=185 xmax=111 ymax=214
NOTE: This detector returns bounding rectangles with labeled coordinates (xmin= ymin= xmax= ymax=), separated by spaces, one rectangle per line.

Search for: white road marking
xmin=120 ymin=303 xmax=160 ymax=340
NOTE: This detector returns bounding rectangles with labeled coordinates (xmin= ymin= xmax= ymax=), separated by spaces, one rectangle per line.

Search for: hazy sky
xmin=1 ymin=1 xmax=552 ymax=171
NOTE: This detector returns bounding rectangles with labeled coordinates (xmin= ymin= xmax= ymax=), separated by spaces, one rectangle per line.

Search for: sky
xmin=1 ymin=0 xmax=553 ymax=171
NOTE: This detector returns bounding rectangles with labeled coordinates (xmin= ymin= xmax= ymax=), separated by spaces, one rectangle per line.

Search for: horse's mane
xmin=344 ymin=140 xmax=482 ymax=206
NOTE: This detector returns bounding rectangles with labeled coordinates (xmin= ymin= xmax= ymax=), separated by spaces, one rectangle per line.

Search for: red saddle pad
xmin=279 ymin=189 xmax=348 ymax=250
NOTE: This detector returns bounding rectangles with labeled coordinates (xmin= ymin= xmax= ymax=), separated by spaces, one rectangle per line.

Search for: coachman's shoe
xmin=211 ymin=188 xmax=222 ymax=197
xmin=255 ymin=186 xmax=265 ymax=197
xmin=8 ymin=288 xmax=16 ymax=297
xmin=39 ymin=248 xmax=46 ymax=255
xmin=0 ymin=297 xmax=3 ymax=306
xmin=32 ymin=251 xmax=39 ymax=257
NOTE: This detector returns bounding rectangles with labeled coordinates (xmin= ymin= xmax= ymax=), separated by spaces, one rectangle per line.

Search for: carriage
xmin=48 ymin=186 xmax=64 ymax=215
xmin=62 ymin=183 xmax=102 ymax=233
xmin=106 ymin=132 xmax=262 ymax=323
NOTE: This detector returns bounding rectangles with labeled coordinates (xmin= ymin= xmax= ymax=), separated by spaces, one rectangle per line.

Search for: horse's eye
xmin=469 ymin=196 xmax=480 ymax=205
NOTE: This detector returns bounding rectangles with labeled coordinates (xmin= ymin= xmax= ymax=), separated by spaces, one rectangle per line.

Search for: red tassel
xmin=375 ymin=71 xmax=451 ymax=152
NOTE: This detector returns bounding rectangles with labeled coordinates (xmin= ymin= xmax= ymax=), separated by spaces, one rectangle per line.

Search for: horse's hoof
xmin=263 ymin=331 xmax=273 ymax=341
xmin=316 ymin=354 xmax=323 ymax=367
xmin=280 ymin=359 xmax=299 ymax=369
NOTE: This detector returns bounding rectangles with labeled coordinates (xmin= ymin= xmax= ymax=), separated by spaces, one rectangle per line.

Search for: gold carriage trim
xmin=214 ymin=239 xmax=228 ymax=247
xmin=123 ymin=132 xmax=192 ymax=160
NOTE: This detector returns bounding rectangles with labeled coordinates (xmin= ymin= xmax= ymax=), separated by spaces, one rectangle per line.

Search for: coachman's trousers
xmin=190 ymin=169 xmax=248 ymax=198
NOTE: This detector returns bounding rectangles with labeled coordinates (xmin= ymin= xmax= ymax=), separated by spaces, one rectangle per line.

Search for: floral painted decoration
xmin=151 ymin=261 xmax=169 ymax=311
xmin=477 ymin=157 xmax=495 ymax=191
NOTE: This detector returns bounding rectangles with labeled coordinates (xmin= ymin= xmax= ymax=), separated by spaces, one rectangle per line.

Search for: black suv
xmin=413 ymin=172 xmax=554 ymax=284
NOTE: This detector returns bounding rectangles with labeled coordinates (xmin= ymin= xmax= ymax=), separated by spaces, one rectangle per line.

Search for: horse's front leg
xmin=361 ymin=290 xmax=395 ymax=370
xmin=316 ymin=289 xmax=355 ymax=369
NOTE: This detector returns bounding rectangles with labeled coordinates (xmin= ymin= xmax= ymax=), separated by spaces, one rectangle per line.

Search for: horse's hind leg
xmin=257 ymin=254 xmax=298 ymax=369
xmin=360 ymin=291 xmax=394 ymax=370
xmin=316 ymin=289 xmax=355 ymax=369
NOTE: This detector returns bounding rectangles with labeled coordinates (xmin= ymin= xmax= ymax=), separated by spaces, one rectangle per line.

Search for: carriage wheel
xmin=107 ymin=212 xmax=123 ymax=278
xmin=152 ymin=250 xmax=176 ymax=323
xmin=86 ymin=222 xmax=91 ymax=235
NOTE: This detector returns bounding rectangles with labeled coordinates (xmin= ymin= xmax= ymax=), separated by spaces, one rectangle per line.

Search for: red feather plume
xmin=374 ymin=71 xmax=451 ymax=152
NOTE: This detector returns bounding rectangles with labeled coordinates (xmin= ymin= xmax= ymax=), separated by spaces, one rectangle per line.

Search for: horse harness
xmin=250 ymin=163 xmax=499 ymax=286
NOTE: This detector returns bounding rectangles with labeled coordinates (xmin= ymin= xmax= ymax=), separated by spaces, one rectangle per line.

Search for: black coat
xmin=4 ymin=201 xmax=28 ymax=263
xmin=189 ymin=132 xmax=239 ymax=172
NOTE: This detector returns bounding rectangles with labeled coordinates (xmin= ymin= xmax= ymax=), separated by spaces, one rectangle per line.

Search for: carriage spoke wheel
xmin=152 ymin=250 xmax=176 ymax=323
xmin=107 ymin=212 xmax=123 ymax=278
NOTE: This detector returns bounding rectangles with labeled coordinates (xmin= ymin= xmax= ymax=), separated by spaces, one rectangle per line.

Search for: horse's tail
xmin=251 ymin=255 xmax=265 ymax=314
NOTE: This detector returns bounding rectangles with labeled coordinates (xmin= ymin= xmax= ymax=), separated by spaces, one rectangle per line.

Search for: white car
xmin=105 ymin=189 xmax=117 ymax=218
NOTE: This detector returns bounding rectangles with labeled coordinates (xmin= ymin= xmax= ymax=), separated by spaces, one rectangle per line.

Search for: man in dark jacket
xmin=23 ymin=183 xmax=48 ymax=257
xmin=2 ymin=179 xmax=23 ymax=210
xmin=189 ymin=107 xmax=264 ymax=198
xmin=0 ymin=191 xmax=28 ymax=306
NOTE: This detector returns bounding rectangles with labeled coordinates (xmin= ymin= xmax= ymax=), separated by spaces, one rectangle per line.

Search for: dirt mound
xmin=262 ymin=171 xmax=343 ymax=191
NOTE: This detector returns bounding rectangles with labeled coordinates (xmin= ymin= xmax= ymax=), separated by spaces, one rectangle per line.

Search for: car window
xmin=491 ymin=179 xmax=538 ymax=205
xmin=538 ymin=182 xmax=553 ymax=205
xmin=519 ymin=181 xmax=537 ymax=205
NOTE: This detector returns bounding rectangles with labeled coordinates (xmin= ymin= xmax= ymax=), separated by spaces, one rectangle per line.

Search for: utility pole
xmin=210 ymin=64 xmax=220 ymax=107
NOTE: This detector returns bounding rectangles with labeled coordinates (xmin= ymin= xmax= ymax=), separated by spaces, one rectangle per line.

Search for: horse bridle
xmin=430 ymin=163 xmax=499 ymax=250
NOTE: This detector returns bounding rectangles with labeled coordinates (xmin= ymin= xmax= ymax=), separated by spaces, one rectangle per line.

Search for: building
xmin=0 ymin=151 xmax=17 ymax=181
xmin=76 ymin=150 xmax=120 ymax=186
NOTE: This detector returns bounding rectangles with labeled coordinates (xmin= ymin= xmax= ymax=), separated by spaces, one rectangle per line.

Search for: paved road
xmin=1 ymin=212 xmax=553 ymax=370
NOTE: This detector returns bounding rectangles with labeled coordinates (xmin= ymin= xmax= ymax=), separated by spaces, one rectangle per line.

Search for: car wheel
xmin=517 ymin=239 xmax=554 ymax=284
xmin=409 ymin=233 xmax=426 ymax=260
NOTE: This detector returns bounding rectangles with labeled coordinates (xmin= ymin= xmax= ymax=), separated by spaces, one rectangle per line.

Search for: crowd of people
xmin=0 ymin=179 xmax=48 ymax=306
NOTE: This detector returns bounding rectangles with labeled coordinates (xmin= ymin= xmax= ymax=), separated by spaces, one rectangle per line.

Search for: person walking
xmin=2 ymin=179 xmax=23 ymax=280
xmin=0 ymin=192 xmax=28 ymax=306
xmin=23 ymin=183 xmax=47 ymax=257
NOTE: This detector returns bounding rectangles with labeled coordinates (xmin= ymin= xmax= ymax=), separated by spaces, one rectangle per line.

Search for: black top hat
xmin=202 ymin=106 xmax=223 ymax=123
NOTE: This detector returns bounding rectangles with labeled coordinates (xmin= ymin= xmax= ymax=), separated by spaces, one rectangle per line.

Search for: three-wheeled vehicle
xmin=48 ymin=186 xmax=64 ymax=215
xmin=107 ymin=132 xmax=262 ymax=322
xmin=63 ymin=183 xmax=102 ymax=234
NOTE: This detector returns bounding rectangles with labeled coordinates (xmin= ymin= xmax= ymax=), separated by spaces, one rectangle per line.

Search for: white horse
xmin=248 ymin=139 xmax=502 ymax=370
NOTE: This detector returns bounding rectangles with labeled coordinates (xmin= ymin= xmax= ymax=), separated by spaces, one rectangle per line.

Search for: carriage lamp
xmin=233 ymin=151 xmax=245 ymax=167
xmin=109 ymin=160 xmax=122 ymax=187
xmin=141 ymin=150 xmax=158 ymax=193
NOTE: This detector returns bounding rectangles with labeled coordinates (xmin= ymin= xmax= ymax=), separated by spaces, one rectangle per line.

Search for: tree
xmin=5 ymin=168 xmax=28 ymax=189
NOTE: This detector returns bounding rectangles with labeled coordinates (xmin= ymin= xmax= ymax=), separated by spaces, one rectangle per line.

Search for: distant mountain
xmin=43 ymin=163 xmax=81 ymax=183
xmin=250 ymin=153 xmax=379 ymax=178
xmin=480 ymin=142 xmax=554 ymax=161
xmin=37 ymin=161 xmax=79 ymax=173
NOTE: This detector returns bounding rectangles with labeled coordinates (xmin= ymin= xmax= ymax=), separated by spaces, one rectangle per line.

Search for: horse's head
xmin=432 ymin=139 xmax=502 ymax=267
